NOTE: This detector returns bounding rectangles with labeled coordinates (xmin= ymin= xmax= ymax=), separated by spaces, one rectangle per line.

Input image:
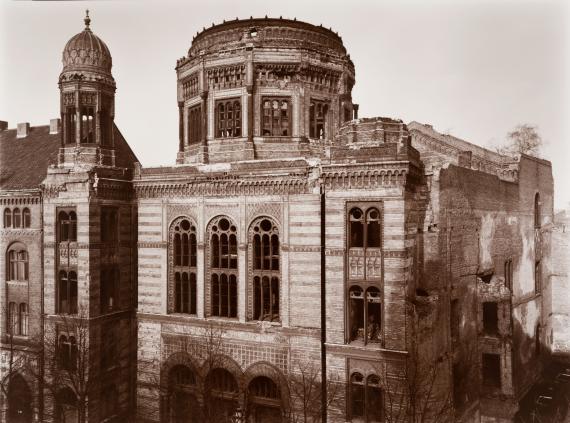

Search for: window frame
xmin=215 ymin=98 xmax=242 ymax=138
xmin=249 ymin=217 xmax=280 ymax=322
xmin=187 ymin=104 xmax=202 ymax=145
xmin=57 ymin=208 xmax=77 ymax=243
xmin=309 ymin=99 xmax=329 ymax=139
xmin=3 ymin=209 xmax=11 ymax=228
xmin=80 ymin=106 xmax=95 ymax=144
xmin=346 ymin=202 xmax=384 ymax=346
xmin=168 ymin=217 xmax=198 ymax=315
xmin=349 ymin=372 xmax=383 ymax=422
xmin=7 ymin=243 xmax=29 ymax=282
xmin=22 ymin=208 xmax=31 ymax=228
xmin=207 ymin=216 xmax=238 ymax=318
xmin=262 ymin=97 xmax=291 ymax=137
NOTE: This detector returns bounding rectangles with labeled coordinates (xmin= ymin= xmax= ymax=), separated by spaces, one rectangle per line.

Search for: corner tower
xmin=58 ymin=11 xmax=116 ymax=167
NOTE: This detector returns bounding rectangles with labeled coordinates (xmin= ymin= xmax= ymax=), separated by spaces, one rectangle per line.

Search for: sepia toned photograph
xmin=0 ymin=0 xmax=569 ymax=422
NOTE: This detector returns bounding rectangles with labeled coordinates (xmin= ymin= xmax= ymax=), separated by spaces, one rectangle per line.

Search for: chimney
xmin=17 ymin=122 xmax=30 ymax=138
xmin=50 ymin=118 xmax=61 ymax=134
xmin=0 ymin=121 xmax=7 ymax=131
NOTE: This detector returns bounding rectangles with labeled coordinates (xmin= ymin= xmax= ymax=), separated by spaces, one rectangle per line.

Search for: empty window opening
xmin=483 ymin=302 xmax=499 ymax=334
xmin=65 ymin=107 xmax=76 ymax=144
xmin=262 ymin=98 xmax=290 ymax=136
xmin=80 ymin=107 xmax=95 ymax=143
xmin=349 ymin=286 xmax=381 ymax=344
xmin=349 ymin=207 xmax=381 ymax=249
xmin=58 ymin=210 xmax=77 ymax=242
xmin=58 ymin=270 xmax=78 ymax=314
xmin=482 ymin=353 xmax=501 ymax=388
xmin=309 ymin=100 xmax=328 ymax=139
xmin=187 ymin=104 xmax=202 ymax=145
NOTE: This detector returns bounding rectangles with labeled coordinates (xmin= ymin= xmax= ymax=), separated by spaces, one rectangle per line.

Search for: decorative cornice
xmin=138 ymin=241 xmax=167 ymax=249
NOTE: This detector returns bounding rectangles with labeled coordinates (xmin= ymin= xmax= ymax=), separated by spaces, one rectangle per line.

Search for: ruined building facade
xmin=0 ymin=13 xmax=555 ymax=423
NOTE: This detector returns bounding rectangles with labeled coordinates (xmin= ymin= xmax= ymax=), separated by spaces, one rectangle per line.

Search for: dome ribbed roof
xmin=61 ymin=11 xmax=112 ymax=74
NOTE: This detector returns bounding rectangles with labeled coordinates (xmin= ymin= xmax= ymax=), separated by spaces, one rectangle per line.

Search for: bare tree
xmin=496 ymin=124 xmax=543 ymax=157
xmin=284 ymin=359 xmax=342 ymax=423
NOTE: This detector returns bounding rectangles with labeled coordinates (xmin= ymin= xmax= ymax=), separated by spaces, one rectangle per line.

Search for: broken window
xmin=482 ymin=353 xmax=501 ymax=388
xmin=309 ymin=100 xmax=328 ymax=139
xmin=483 ymin=302 xmax=499 ymax=335
xmin=348 ymin=207 xmax=381 ymax=248
xmin=262 ymin=98 xmax=290 ymax=136
xmin=216 ymin=99 xmax=241 ymax=138
xmin=58 ymin=210 xmax=77 ymax=242
xmin=349 ymin=286 xmax=364 ymax=342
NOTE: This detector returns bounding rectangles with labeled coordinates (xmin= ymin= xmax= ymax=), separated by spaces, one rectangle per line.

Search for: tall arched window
xmin=168 ymin=365 xmax=199 ymax=423
xmin=22 ymin=208 xmax=31 ymax=228
xmin=3 ymin=209 xmax=11 ymax=228
xmin=248 ymin=376 xmax=282 ymax=422
xmin=58 ymin=210 xmax=77 ymax=242
xmin=58 ymin=270 xmax=78 ymax=314
xmin=12 ymin=208 xmax=21 ymax=228
xmin=187 ymin=104 xmax=202 ymax=145
xmin=7 ymin=243 xmax=28 ymax=281
xmin=216 ymin=99 xmax=241 ymax=138
xmin=19 ymin=303 xmax=28 ymax=336
xmin=349 ymin=207 xmax=381 ymax=249
xmin=170 ymin=217 xmax=197 ymax=315
xmin=209 ymin=217 xmax=238 ymax=318
xmin=81 ymin=107 xmax=95 ymax=143
xmin=250 ymin=218 xmax=280 ymax=322
xmin=350 ymin=373 xmax=383 ymax=422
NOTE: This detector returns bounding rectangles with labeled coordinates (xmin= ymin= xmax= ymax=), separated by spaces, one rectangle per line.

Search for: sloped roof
xmin=0 ymin=125 xmax=60 ymax=191
xmin=0 ymin=124 xmax=139 ymax=192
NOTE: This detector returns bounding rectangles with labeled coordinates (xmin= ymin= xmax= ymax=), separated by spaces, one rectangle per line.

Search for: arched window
xmin=65 ymin=107 xmax=77 ymax=144
xmin=349 ymin=286 xmax=364 ymax=342
xmin=81 ymin=107 xmax=95 ymax=143
xmin=250 ymin=218 xmax=280 ymax=322
xmin=349 ymin=207 xmax=381 ymax=248
xmin=58 ymin=210 xmax=77 ymax=242
xmin=22 ymin=208 xmax=31 ymax=228
xmin=309 ymin=100 xmax=328 ymax=139
xmin=262 ymin=98 xmax=290 ymax=136
xmin=19 ymin=303 xmax=28 ymax=336
xmin=58 ymin=270 xmax=78 ymax=314
xmin=12 ymin=208 xmax=21 ymax=228
xmin=248 ymin=376 xmax=282 ymax=422
xmin=206 ymin=368 xmax=238 ymax=421
xmin=168 ymin=365 xmax=199 ymax=423
xmin=209 ymin=217 xmax=238 ymax=318
xmin=3 ymin=209 xmax=11 ymax=228
xmin=7 ymin=243 xmax=28 ymax=281
xmin=350 ymin=373 xmax=383 ymax=422
xmin=170 ymin=218 xmax=197 ymax=315
xmin=534 ymin=193 xmax=541 ymax=228
xmin=216 ymin=99 xmax=242 ymax=138
xmin=7 ymin=302 xmax=18 ymax=335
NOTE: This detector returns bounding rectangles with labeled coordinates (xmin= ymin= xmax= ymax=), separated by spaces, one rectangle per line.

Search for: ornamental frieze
xmin=246 ymin=202 xmax=282 ymax=226
xmin=79 ymin=91 xmax=96 ymax=105
xmin=166 ymin=204 xmax=199 ymax=227
xmin=206 ymin=64 xmax=246 ymax=90
xmin=0 ymin=196 xmax=41 ymax=205
xmin=63 ymin=92 xmax=75 ymax=106
xmin=137 ymin=241 xmax=168 ymax=249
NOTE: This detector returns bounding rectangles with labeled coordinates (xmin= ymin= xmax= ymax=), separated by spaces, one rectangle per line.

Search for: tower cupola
xmin=58 ymin=10 xmax=117 ymax=167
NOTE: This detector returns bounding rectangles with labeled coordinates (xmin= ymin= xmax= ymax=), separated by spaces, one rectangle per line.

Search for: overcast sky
xmin=1 ymin=0 xmax=568 ymax=208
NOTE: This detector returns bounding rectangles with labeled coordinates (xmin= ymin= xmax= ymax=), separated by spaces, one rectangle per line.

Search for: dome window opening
xmin=80 ymin=107 xmax=95 ymax=143
xmin=249 ymin=28 xmax=258 ymax=38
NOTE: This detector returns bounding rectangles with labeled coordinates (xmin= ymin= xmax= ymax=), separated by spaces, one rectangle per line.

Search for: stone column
xmin=75 ymin=88 xmax=81 ymax=145
xmin=197 ymin=243 xmax=205 ymax=318
xmin=238 ymin=243 xmax=247 ymax=323
xmin=200 ymin=90 xmax=209 ymax=163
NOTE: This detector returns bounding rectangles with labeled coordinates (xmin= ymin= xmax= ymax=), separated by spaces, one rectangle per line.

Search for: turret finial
xmin=84 ymin=9 xmax=91 ymax=31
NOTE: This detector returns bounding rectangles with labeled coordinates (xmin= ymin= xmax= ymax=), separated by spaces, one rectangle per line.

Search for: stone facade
xmin=0 ymin=13 xmax=557 ymax=423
